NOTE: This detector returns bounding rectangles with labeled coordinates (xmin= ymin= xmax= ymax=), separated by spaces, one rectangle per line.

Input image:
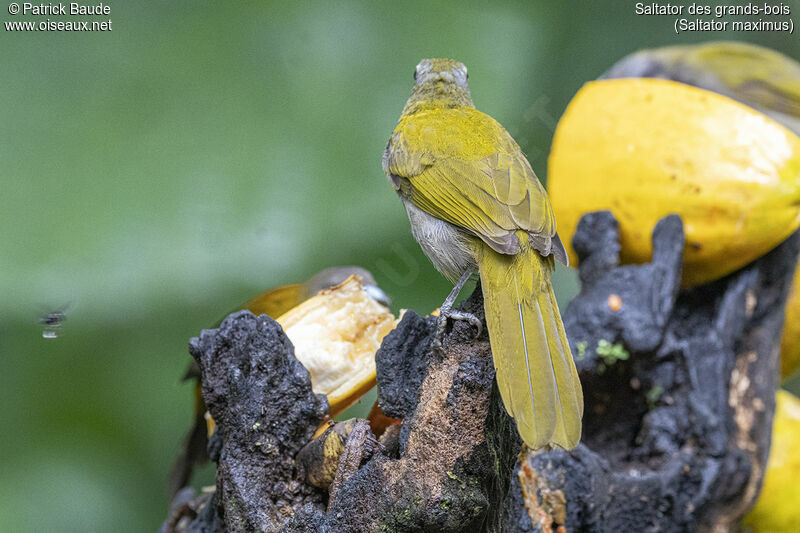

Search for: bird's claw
xmin=430 ymin=307 xmax=482 ymax=354
xmin=447 ymin=310 xmax=483 ymax=337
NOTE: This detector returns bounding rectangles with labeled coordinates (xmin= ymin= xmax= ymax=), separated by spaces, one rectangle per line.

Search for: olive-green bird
xmin=169 ymin=266 xmax=390 ymax=496
xmin=383 ymin=58 xmax=583 ymax=450
xmin=601 ymin=41 xmax=800 ymax=136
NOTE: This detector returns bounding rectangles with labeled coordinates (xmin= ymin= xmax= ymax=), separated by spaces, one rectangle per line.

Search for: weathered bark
xmin=164 ymin=313 xmax=329 ymax=533
xmin=163 ymin=212 xmax=797 ymax=533
xmin=503 ymin=213 xmax=798 ymax=532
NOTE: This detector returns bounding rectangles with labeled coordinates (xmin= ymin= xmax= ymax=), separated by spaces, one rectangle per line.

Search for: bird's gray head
xmin=414 ymin=58 xmax=469 ymax=89
xmin=402 ymin=58 xmax=474 ymax=115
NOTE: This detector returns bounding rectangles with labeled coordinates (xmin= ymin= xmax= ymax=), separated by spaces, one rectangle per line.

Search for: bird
xmin=601 ymin=41 xmax=800 ymax=136
xmin=169 ymin=266 xmax=390 ymax=497
xmin=383 ymin=58 xmax=583 ymax=450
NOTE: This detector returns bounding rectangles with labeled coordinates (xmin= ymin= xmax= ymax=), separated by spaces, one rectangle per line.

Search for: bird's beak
xmin=364 ymin=285 xmax=392 ymax=308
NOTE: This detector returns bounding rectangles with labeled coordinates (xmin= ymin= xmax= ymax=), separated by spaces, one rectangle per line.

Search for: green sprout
xmin=591 ymin=339 xmax=630 ymax=374
xmin=575 ymin=341 xmax=588 ymax=361
xmin=646 ymin=385 xmax=665 ymax=409
xmin=596 ymin=339 xmax=629 ymax=366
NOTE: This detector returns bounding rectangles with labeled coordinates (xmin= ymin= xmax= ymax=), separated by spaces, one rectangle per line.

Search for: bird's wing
xmin=384 ymin=108 xmax=564 ymax=260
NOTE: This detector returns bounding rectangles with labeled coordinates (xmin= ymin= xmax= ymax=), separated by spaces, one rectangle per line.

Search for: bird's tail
xmin=475 ymin=236 xmax=583 ymax=449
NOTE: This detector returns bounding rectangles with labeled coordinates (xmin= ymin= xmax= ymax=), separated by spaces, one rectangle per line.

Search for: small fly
xmin=40 ymin=304 xmax=71 ymax=339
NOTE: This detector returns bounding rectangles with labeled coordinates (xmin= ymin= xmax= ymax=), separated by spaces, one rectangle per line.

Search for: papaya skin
xmin=548 ymin=78 xmax=800 ymax=288
xmin=781 ymin=266 xmax=800 ymax=379
xmin=601 ymin=43 xmax=800 ymax=378
xmin=742 ymin=390 xmax=800 ymax=531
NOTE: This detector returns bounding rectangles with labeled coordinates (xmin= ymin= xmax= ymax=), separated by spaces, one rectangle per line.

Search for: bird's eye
xmin=413 ymin=69 xmax=418 ymax=81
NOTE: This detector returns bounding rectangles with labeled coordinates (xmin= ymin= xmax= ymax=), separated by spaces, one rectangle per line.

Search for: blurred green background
xmin=1 ymin=1 xmax=798 ymax=530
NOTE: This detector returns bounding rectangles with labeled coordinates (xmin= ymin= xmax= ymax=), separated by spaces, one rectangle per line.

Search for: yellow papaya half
xmin=548 ymin=78 xmax=800 ymax=287
xmin=742 ymin=389 xmax=800 ymax=531
xmin=781 ymin=267 xmax=800 ymax=379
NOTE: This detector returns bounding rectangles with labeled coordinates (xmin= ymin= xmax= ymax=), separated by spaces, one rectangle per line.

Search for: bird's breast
xmin=401 ymin=197 xmax=476 ymax=283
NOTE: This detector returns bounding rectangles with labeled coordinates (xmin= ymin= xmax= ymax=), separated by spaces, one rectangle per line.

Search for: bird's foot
xmin=430 ymin=306 xmax=483 ymax=354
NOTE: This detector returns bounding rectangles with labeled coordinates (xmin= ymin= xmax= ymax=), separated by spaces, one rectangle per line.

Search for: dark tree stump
xmin=165 ymin=312 xmax=329 ymax=533
xmin=283 ymin=295 xmax=522 ymax=533
xmin=502 ymin=212 xmax=798 ymax=532
xmin=163 ymin=212 xmax=798 ymax=533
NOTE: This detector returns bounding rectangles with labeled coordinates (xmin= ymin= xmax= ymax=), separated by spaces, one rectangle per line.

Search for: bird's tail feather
xmin=476 ymin=238 xmax=583 ymax=449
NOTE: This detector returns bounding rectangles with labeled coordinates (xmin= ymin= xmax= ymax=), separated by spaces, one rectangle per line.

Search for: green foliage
xmin=595 ymin=339 xmax=629 ymax=374
xmin=646 ymin=385 xmax=665 ymax=410
xmin=575 ymin=341 xmax=588 ymax=361
xmin=596 ymin=339 xmax=630 ymax=365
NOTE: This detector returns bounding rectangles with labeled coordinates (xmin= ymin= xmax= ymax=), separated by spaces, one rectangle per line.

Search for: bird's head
xmin=402 ymin=58 xmax=474 ymax=115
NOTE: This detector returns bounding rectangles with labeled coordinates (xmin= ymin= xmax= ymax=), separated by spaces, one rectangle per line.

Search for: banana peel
xmin=202 ymin=275 xmax=398 ymax=440
xmin=297 ymin=419 xmax=365 ymax=489
xmin=742 ymin=390 xmax=800 ymax=531
xmin=548 ymin=78 xmax=800 ymax=288
xmin=276 ymin=275 xmax=399 ymax=416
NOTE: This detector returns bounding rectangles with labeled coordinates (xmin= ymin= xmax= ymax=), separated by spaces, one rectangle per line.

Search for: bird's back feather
xmin=384 ymin=107 xmax=564 ymax=262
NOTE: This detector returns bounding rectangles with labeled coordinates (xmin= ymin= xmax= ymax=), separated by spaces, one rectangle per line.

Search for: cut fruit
xmin=548 ymin=78 xmax=800 ymax=287
xmin=742 ymin=390 xmax=800 ymax=531
xmin=277 ymin=275 xmax=399 ymax=416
